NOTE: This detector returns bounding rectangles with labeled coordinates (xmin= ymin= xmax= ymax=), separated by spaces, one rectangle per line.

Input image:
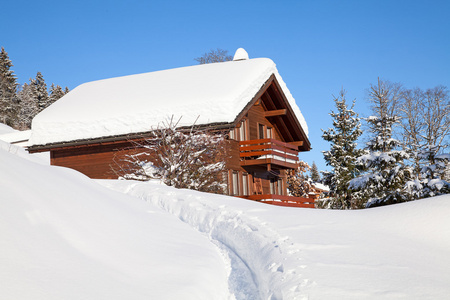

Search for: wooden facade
xmin=223 ymin=77 xmax=312 ymax=208
xmin=29 ymin=75 xmax=312 ymax=208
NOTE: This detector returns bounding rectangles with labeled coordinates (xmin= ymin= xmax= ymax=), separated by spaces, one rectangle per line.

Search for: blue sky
xmin=2 ymin=0 xmax=449 ymax=172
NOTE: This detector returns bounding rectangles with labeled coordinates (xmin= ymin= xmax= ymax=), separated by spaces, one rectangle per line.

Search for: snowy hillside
xmin=0 ymin=142 xmax=229 ymax=300
xmin=2 ymin=141 xmax=450 ymax=299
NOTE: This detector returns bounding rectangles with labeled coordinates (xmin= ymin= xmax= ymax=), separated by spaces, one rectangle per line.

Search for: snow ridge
xmin=101 ymin=180 xmax=313 ymax=300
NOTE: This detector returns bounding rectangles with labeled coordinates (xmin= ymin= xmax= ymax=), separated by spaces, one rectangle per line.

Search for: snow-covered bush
xmin=112 ymin=117 xmax=227 ymax=194
xmin=287 ymin=161 xmax=312 ymax=197
xmin=405 ymin=146 xmax=450 ymax=198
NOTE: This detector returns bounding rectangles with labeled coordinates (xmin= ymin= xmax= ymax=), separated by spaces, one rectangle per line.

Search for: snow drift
xmin=0 ymin=141 xmax=230 ymax=300
xmin=2 ymin=139 xmax=450 ymax=299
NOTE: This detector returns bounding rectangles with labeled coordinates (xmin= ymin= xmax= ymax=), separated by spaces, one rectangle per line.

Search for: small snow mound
xmin=0 ymin=123 xmax=15 ymax=135
xmin=233 ymin=48 xmax=249 ymax=61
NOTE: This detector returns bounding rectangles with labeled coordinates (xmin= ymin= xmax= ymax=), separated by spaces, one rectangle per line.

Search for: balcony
xmin=239 ymin=194 xmax=315 ymax=208
xmin=239 ymin=139 xmax=299 ymax=170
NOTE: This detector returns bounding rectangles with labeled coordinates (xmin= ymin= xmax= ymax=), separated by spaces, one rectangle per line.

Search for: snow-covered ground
xmin=0 ymin=123 xmax=16 ymax=135
xmin=2 ymin=140 xmax=450 ymax=299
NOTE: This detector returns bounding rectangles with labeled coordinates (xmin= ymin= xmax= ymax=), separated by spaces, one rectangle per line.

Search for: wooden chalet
xmin=28 ymin=49 xmax=312 ymax=208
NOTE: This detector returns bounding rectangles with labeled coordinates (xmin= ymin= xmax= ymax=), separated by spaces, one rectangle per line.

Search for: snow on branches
xmin=405 ymin=146 xmax=450 ymax=198
xmin=350 ymin=79 xmax=412 ymax=207
xmin=321 ymin=89 xmax=365 ymax=209
xmin=287 ymin=161 xmax=312 ymax=198
xmin=112 ymin=116 xmax=227 ymax=194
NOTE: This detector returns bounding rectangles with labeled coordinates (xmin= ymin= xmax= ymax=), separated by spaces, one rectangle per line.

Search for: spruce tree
xmin=49 ymin=83 xmax=65 ymax=104
xmin=310 ymin=161 xmax=321 ymax=182
xmin=322 ymin=89 xmax=365 ymax=209
xmin=350 ymin=79 xmax=412 ymax=207
xmin=16 ymin=83 xmax=38 ymax=129
xmin=31 ymin=72 xmax=50 ymax=112
xmin=0 ymin=47 xmax=19 ymax=126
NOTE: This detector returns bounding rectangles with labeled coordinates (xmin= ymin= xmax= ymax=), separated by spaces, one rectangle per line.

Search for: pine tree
xmin=310 ymin=161 xmax=321 ymax=182
xmin=321 ymin=89 xmax=365 ymax=209
xmin=31 ymin=72 xmax=49 ymax=112
xmin=49 ymin=83 xmax=65 ymax=104
xmin=16 ymin=83 xmax=39 ymax=130
xmin=350 ymin=79 xmax=412 ymax=207
xmin=0 ymin=47 xmax=19 ymax=126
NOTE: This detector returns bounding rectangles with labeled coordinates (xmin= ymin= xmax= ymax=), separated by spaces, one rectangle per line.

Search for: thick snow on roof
xmin=30 ymin=57 xmax=308 ymax=146
xmin=233 ymin=48 xmax=249 ymax=61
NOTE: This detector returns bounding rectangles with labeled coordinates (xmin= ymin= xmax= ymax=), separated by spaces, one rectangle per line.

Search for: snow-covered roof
xmin=312 ymin=182 xmax=329 ymax=192
xmin=30 ymin=55 xmax=308 ymax=146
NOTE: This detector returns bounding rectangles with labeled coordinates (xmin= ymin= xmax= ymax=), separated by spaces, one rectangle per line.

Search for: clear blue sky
xmin=2 ymin=0 xmax=449 ymax=172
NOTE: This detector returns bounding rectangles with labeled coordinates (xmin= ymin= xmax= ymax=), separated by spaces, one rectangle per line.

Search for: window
xmin=242 ymin=173 xmax=249 ymax=196
xmin=266 ymin=127 xmax=273 ymax=139
xmin=232 ymin=172 xmax=239 ymax=195
xmin=269 ymin=177 xmax=283 ymax=195
xmin=230 ymin=119 xmax=247 ymax=141
xmin=239 ymin=119 xmax=248 ymax=141
xmin=229 ymin=129 xmax=235 ymax=140
xmin=277 ymin=178 xmax=283 ymax=195
xmin=258 ymin=123 xmax=265 ymax=139
xmin=270 ymin=177 xmax=276 ymax=194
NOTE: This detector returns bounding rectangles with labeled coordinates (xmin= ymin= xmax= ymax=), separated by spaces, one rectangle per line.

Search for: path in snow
xmin=100 ymin=180 xmax=313 ymax=300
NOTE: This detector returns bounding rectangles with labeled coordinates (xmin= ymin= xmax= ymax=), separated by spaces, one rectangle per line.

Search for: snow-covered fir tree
xmin=16 ymin=83 xmax=39 ymax=130
xmin=406 ymin=146 xmax=450 ymax=198
xmin=49 ymin=83 xmax=65 ymax=104
xmin=0 ymin=47 xmax=69 ymax=129
xmin=310 ymin=161 xmax=321 ymax=182
xmin=0 ymin=47 xmax=19 ymax=126
xmin=321 ymin=89 xmax=365 ymax=209
xmin=31 ymin=72 xmax=50 ymax=112
xmin=350 ymin=79 xmax=412 ymax=207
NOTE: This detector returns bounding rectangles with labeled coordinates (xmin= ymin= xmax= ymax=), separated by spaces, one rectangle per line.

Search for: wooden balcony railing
xmin=239 ymin=139 xmax=299 ymax=169
xmin=239 ymin=194 xmax=315 ymax=208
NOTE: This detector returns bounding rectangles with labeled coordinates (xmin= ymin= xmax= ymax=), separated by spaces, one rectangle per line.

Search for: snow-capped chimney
xmin=233 ymin=48 xmax=249 ymax=61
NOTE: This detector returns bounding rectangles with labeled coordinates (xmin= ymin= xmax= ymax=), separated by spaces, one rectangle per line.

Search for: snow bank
xmin=4 ymin=135 xmax=449 ymax=299
xmin=0 ymin=147 xmax=230 ymax=300
xmin=0 ymin=139 xmax=49 ymax=165
xmin=0 ymin=129 xmax=32 ymax=146
xmin=29 ymin=58 xmax=308 ymax=146
xmin=0 ymin=123 xmax=15 ymax=135
xmin=101 ymin=180 xmax=450 ymax=300
xmin=0 ymin=123 xmax=32 ymax=147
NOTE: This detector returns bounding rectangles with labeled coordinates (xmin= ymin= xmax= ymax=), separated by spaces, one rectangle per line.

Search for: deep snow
xmin=2 ymin=140 xmax=450 ymax=299
xmin=1 ymin=141 xmax=230 ymax=300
